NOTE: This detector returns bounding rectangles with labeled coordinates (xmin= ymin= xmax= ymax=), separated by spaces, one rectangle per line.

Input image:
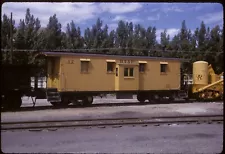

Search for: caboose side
xmin=42 ymin=52 xmax=186 ymax=106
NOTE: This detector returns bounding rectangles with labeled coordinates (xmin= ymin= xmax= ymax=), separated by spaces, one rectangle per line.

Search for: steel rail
xmin=1 ymin=114 xmax=223 ymax=124
xmin=1 ymin=115 xmax=223 ymax=130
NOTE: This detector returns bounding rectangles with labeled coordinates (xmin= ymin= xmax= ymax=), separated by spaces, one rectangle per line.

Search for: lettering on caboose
xmin=119 ymin=60 xmax=133 ymax=64
xmin=67 ymin=59 xmax=74 ymax=64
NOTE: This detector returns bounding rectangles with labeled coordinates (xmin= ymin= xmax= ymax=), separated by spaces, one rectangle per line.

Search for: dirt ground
xmin=1 ymin=96 xmax=223 ymax=123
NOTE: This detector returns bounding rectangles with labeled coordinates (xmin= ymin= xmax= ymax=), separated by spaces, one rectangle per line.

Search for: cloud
xmin=2 ymin=2 xmax=143 ymax=31
xmin=156 ymin=28 xmax=180 ymax=43
xmin=197 ymin=11 xmax=223 ymax=25
xmin=112 ymin=15 xmax=126 ymax=21
xmin=2 ymin=2 xmax=101 ymax=29
xmin=99 ymin=3 xmax=142 ymax=14
xmin=147 ymin=13 xmax=160 ymax=21
xmin=112 ymin=15 xmax=142 ymax=24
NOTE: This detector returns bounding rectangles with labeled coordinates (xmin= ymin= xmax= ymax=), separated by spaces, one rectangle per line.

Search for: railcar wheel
xmin=61 ymin=97 xmax=71 ymax=106
xmin=137 ymin=94 xmax=146 ymax=103
xmin=82 ymin=96 xmax=93 ymax=106
xmin=50 ymin=101 xmax=61 ymax=107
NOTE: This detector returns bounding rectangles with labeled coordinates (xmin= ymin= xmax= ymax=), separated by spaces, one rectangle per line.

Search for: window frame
xmin=81 ymin=61 xmax=89 ymax=73
xmin=160 ymin=64 xmax=168 ymax=73
xmin=139 ymin=63 xmax=146 ymax=73
xmin=107 ymin=62 xmax=115 ymax=73
xmin=124 ymin=67 xmax=134 ymax=77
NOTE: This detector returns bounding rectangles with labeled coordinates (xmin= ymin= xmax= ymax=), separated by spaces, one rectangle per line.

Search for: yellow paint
xmin=160 ymin=62 xmax=169 ymax=64
xmin=47 ymin=57 xmax=61 ymax=89
xmin=193 ymin=61 xmax=208 ymax=85
xmin=192 ymin=61 xmax=224 ymax=97
xmin=45 ymin=54 xmax=182 ymax=92
xmin=138 ymin=61 xmax=147 ymax=63
xmin=106 ymin=59 xmax=116 ymax=62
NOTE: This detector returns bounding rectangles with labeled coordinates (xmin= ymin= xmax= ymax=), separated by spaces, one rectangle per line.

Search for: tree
xmin=45 ymin=14 xmax=62 ymax=49
xmin=84 ymin=27 xmax=93 ymax=49
xmin=1 ymin=14 xmax=16 ymax=49
xmin=198 ymin=21 xmax=206 ymax=51
xmin=179 ymin=20 xmax=190 ymax=51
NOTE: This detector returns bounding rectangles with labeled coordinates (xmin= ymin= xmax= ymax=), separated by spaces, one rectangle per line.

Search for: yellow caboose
xmin=39 ymin=52 xmax=185 ymax=106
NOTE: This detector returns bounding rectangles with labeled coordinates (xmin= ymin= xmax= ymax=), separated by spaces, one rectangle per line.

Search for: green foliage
xmin=1 ymin=8 xmax=223 ymax=74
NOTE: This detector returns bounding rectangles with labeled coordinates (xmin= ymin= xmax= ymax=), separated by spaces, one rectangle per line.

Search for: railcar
xmin=1 ymin=64 xmax=45 ymax=110
xmin=35 ymin=51 xmax=189 ymax=106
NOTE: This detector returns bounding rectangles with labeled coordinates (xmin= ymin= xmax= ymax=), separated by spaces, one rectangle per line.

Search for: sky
xmin=1 ymin=2 xmax=224 ymax=42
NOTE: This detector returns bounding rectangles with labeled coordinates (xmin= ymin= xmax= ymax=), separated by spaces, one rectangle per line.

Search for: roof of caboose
xmin=37 ymin=51 xmax=188 ymax=62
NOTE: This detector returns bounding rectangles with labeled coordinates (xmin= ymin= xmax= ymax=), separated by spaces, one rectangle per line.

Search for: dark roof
xmin=42 ymin=51 xmax=186 ymax=61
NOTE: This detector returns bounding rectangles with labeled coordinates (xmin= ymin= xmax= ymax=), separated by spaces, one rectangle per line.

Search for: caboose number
xmin=67 ymin=60 xmax=74 ymax=64
xmin=120 ymin=60 xmax=133 ymax=64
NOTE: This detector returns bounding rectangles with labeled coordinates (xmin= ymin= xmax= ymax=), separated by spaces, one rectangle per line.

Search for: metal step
xmin=46 ymin=88 xmax=61 ymax=102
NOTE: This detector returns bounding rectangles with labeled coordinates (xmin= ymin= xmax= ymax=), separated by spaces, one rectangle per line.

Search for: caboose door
xmin=47 ymin=57 xmax=60 ymax=89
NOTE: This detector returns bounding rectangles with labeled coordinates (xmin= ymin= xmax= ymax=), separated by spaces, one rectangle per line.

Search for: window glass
xmin=129 ymin=68 xmax=134 ymax=76
xmin=124 ymin=68 xmax=129 ymax=76
xmin=81 ymin=61 xmax=89 ymax=72
xmin=160 ymin=64 xmax=167 ymax=73
xmin=107 ymin=62 xmax=114 ymax=72
xmin=139 ymin=64 xmax=145 ymax=72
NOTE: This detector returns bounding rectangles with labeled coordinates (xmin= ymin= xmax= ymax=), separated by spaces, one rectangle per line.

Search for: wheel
xmin=148 ymin=95 xmax=156 ymax=104
xmin=61 ymin=96 xmax=71 ymax=106
xmin=50 ymin=101 xmax=61 ymax=107
xmin=137 ymin=94 xmax=146 ymax=103
xmin=82 ymin=96 xmax=93 ymax=106
xmin=50 ymin=96 xmax=71 ymax=107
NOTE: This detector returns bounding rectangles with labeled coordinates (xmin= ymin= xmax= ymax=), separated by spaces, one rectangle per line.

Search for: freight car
xmin=1 ymin=64 xmax=45 ymax=110
xmin=34 ymin=51 xmax=189 ymax=107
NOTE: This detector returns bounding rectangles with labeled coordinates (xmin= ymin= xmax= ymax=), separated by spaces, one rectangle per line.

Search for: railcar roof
xmin=41 ymin=51 xmax=186 ymax=61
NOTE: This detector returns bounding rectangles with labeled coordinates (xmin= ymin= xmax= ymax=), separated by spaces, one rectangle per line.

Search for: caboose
xmin=36 ymin=51 xmax=188 ymax=106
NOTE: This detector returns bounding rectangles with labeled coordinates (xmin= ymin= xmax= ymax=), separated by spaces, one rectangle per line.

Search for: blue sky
xmin=2 ymin=2 xmax=223 ymax=42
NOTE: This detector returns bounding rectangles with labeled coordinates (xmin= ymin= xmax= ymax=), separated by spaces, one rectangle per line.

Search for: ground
xmin=1 ymin=96 xmax=223 ymax=153
xmin=1 ymin=123 xmax=223 ymax=153
xmin=1 ymin=96 xmax=223 ymax=122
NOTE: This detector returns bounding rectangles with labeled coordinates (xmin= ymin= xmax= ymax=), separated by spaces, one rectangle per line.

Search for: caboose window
xmin=81 ymin=61 xmax=89 ymax=73
xmin=124 ymin=68 xmax=129 ymax=76
xmin=107 ymin=62 xmax=114 ymax=72
xmin=139 ymin=63 xmax=145 ymax=72
xmin=124 ymin=68 xmax=134 ymax=77
xmin=129 ymin=68 xmax=134 ymax=76
xmin=160 ymin=64 xmax=167 ymax=73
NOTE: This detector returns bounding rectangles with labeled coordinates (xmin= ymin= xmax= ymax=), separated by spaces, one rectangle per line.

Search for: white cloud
xmin=112 ymin=15 xmax=142 ymax=24
xmin=197 ymin=11 xmax=223 ymax=25
xmin=99 ymin=3 xmax=142 ymax=14
xmin=112 ymin=15 xmax=126 ymax=21
xmin=156 ymin=28 xmax=180 ymax=43
xmin=2 ymin=2 xmax=143 ymax=30
xmin=2 ymin=2 xmax=101 ymax=29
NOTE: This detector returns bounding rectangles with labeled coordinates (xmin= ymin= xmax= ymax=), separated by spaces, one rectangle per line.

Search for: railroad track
xmin=2 ymin=99 xmax=223 ymax=113
xmin=1 ymin=114 xmax=223 ymax=131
